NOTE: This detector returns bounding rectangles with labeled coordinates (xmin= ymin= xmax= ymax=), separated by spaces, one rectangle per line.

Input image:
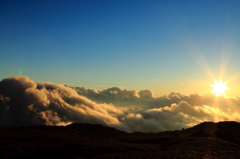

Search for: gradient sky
xmin=1 ymin=0 xmax=240 ymax=97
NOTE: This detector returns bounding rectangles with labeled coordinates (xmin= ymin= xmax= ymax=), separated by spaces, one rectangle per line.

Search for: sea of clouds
xmin=0 ymin=75 xmax=240 ymax=133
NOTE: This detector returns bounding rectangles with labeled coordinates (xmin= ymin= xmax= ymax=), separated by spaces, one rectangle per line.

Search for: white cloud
xmin=1 ymin=75 xmax=240 ymax=133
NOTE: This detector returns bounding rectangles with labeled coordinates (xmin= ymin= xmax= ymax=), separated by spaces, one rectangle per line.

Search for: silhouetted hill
xmin=66 ymin=123 xmax=127 ymax=137
xmin=1 ymin=122 xmax=240 ymax=158
xmin=181 ymin=121 xmax=240 ymax=144
xmin=184 ymin=121 xmax=240 ymax=133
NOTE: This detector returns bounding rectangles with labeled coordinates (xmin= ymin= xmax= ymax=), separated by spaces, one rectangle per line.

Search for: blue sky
xmin=1 ymin=0 xmax=240 ymax=97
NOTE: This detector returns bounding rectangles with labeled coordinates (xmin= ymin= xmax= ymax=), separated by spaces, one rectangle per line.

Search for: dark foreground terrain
xmin=1 ymin=121 xmax=240 ymax=159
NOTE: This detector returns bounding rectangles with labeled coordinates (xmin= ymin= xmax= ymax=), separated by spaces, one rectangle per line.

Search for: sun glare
xmin=211 ymin=80 xmax=228 ymax=96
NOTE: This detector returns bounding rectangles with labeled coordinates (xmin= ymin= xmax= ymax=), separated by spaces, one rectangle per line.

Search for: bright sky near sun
xmin=1 ymin=0 xmax=240 ymax=97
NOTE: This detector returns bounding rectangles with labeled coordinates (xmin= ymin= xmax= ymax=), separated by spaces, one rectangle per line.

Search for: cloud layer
xmin=1 ymin=75 xmax=240 ymax=133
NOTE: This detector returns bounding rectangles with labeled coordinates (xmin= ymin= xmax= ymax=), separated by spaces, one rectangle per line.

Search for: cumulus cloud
xmin=0 ymin=76 xmax=123 ymax=129
xmin=1 ymin=75 xmax=240 ymax=133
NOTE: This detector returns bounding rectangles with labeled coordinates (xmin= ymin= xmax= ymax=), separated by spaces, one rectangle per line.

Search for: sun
xmin=211 ymin=80 xmax=228 ymax=96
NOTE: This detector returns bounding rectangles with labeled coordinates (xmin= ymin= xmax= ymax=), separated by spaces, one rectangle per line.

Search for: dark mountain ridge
xmin=1 ymin=121 xmax=240 ymax=158
xmin=182 ymin=121 xmax=240 ymax=144
xmin=66 ymin=123 xmax=127 ymax=137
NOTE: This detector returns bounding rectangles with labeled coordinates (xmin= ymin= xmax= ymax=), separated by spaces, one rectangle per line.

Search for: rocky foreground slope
xmin=1 ymin=121 xmax=240 ymax=158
